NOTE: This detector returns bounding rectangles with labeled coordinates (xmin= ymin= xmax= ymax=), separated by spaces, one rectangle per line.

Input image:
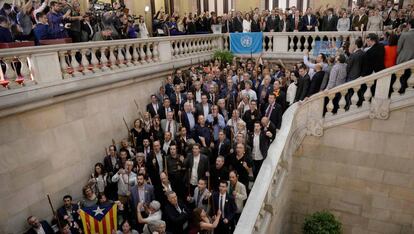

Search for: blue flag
xmin=230 ymin=32 xmax=263 ymax=54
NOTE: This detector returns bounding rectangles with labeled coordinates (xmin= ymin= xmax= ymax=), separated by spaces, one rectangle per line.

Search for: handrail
xmin=235 ymin=58 xmax=414 ymax=234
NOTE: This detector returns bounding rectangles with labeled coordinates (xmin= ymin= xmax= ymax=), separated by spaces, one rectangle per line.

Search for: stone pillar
xmin=30 ymin=52 xmax=63 ymax=83
xmin=158 ymin=40 xmax=173 ymax=62
xmin=273 ymin=35 xmax=289 ymax=53
xmin=369 ymin=75 xmax=392 ymax=120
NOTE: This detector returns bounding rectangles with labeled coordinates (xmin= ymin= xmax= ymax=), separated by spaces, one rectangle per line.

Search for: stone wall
xmin=0 ymin=74 xmax=165 ymax=233
xmin=288 ymin=106 xmax=414 ymax=234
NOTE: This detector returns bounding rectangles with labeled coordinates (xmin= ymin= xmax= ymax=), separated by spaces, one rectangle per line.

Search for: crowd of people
xmin=24 ymin=13 xmax=414 ymax=232
xmin=0 ymin=0 xmax=413 ymax=44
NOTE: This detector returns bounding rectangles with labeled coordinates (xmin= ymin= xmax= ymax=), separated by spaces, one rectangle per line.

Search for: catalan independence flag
xmin=79 ymin=203 xmax=117 ymax=234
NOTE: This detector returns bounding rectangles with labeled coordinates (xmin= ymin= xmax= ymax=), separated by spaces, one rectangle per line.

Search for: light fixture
xmin=144 ymin=6 xmax=150 ymax=12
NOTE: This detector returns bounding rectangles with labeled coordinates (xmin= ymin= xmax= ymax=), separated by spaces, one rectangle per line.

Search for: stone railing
xmin=223 ymin=31 xmax=382 ymax=59
xmin=235 ymin=59 xmax=414 ymax=234
xmin=0 ymin=34 xmax=221 ymax=114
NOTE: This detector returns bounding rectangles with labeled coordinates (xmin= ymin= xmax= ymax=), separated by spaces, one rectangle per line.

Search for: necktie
xmin=220 ymin=196 xmax=224 ymax=214
xmin=155 ymin=104 xmax=158 ymax=114
xmin=176 ymin=93 xmax=180 ymax=105
xmin=265 ymin=104 xmax=273 ymax=117
xmin=176 ymin=205 xmax=182 ymax=213
xmin=212 ymin=94 xmax=215 ymax=104
xmin=168 ymin=121 xmax=171 ymax=132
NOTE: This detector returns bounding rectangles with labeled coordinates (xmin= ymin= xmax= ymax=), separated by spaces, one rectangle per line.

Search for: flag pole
xmin=47 ymin=194 xmax=62 ymax=231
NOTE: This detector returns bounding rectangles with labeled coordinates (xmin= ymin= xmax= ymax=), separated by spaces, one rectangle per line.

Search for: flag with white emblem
xmin=79 ymin=203 xmax=117 ymax=234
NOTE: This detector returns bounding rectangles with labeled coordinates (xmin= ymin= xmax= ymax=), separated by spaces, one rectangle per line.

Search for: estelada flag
xmin=79 ymin=203 xmax=117 ymax=234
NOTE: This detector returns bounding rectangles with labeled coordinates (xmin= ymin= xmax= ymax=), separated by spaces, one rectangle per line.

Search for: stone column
xmin=30 ymin=52 xmax=63 ymax=83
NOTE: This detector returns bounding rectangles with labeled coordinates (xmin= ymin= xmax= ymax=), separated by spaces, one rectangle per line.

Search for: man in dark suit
xmin=301 ymin=8 xmax=318 ymax=31
xmin=361 ymin=33 xmax=385 ymax=76
xmin=57 ymin=195 xmax=81 ymax=232
xmin=181 ymin=102 xmax=196 ymax=135
xmin=261 ymin=93 xmax=283 ymax=130
xmin=214 ymin=130 xmax=231 ymax=163
xmin=212 ymin=181 xmax=237 ymax=234
xmin=158 ymin=98 xmax=173 ymax=120
xmin=307 ymin=63 xmax=325 ymax=97
xmin=146 ymin=94 xmax=161 ymax=118
xmin=26 ymin=216 xmax=54 ymax=234
xmin=289 ymin=10 xmax=303 ymax=32
xmin=248 ymin=122 xmax=272 ymax=179
xmin=103 ymin=145 xmax=120 ymax=200
xmin=164 ymin=191 xmax=189 ymax=234
xmin=183 ymin=144 xmax=209 ymax=195
xmin=170 ymin=84 xmax=186 ymax=111
xmin=195 ymin=94 xmax=212 ymax=119
xmin=221 ymin=14 xmax=233 ymax=33
xmin=145 ymin=140 xmax=165 ymax=191
xmin=232 ymin=11 xmax=243 ymax=32
xmin=210 ymin=156 xmax=229 ymax=192
xmin=294 ymin=66 xmax=311 ymax=102
xmin=351 ymin=7 xmax=368 ymax=31
xmin=346 ymin=37 xmax=364 ymax=81
xmin=265 ymin=10 xmax=280 ymax=32
xmin=321 ymin=8 xmax=338 ymax=31
xmin=242 ymin=100 xmax=261 ymax=133
xmin=270 ymin=80 xmax=287 ymax=112
xmin=130 ymin=174 xmax=155 ymax=209
xmin=251 ymin=14 xmax=261 ymax=32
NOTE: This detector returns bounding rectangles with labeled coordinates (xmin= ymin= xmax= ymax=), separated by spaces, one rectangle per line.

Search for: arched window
xmin=198 ymin=0 xmax=233 ymax=15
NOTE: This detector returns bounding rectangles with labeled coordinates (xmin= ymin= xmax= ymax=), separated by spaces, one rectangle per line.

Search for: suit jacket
xmin=361 ymin=43 xmax=385 ymax=76
xmin=322 ymin=15 xmax=338 ymax=31
xmin=158 ymin=106 xmax=173 ymax=120
xmin=227 ymin=181 xmax=247 ymax=213
xmin=130 ymin=184 xmax=155 ymax=209
xmin=242 ymin=109 xmax=262 ymax=133
xmin=146 ymin=103 xmax=160 ymax=118
xmin=222 ymin=19 xmax=233 ymax=33
xmin=103 ymin=155 xmax=120 ymax=176
xmin=164 ymin=201 xmax=189 ymax=234
xmin=181 ymin=111 xmax=196 ymax=133
xmin=289 ymin=16 xmax=303 ymax=31
xmin=294 ymin=74 xmax=311 ymax=102
xmin=232 ymin=17 xmax=243 ymax=32
xmin=25 ymin=221 xmax=54 ymax=234
xmin=261 ymin=102 xmax=283 ymax=129
xmin=265 ymin=16 xmax=280 ymax=32
xmin=307 ymin=71 xmax=325 ymax=97
xmin=270 ymin=88 xmax=287 ymax=112
xmin=301 ymin=14 xmax=318 ymax=31
xmin=145 ymin=151 xmax=166 ymax=187
xmin=251 ymin=19 xmax=261 ymax=32
xmin=214 ymin=139 xmax=231 ymax=157
xmin=57 ymin=204 xmax=80 ymax=224
xmin=170 ymin=92 xmax=186 ymax=110
xmin=352 ymin=14 xmax=368 ymax=30
xmin=248 ymin=130 xmax=272 ymax=159
xmin=189 ymin=187 xmax=210 ymax=211
xmin=210 ymin=166 xmax=229 ymax=191
xmin=212 ymin=192 xmax=237 ymax=221
xmin=346 ymin=49 xmax=364 ymax=81
xmin=397 ymin=30 xmax=414 ymax=64
xmin=279 ymin=19 xmax=291 ymax=32
xmin=183 ymin=154 xmax=209 ymax=185
xmin=161 ymin=119 xmax=179 ymax=136
xmin=195 ymin=103 xmax=212 ymax=119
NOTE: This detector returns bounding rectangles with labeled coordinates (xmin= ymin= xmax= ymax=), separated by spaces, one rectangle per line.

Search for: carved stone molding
xmin=369 ymin=97 xmax=390 ymax=120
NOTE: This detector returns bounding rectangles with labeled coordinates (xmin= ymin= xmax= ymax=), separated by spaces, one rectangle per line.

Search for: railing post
xmin=216 ymin=35 xmax=224 ymax=50
xmin=158 ymin=40 xmax=172 ymax=62
xmin=30 ymin=52 xmax=63 ymax=83
xmin=369 ymin=74 xmax=392 ymax=119
xmin=273 ymin=35 xmax=289 ymax=53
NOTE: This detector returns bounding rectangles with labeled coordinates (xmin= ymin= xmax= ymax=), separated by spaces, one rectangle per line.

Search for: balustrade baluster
xmin=326 ymin=95 xmax=335 ymax=117
xmin=406 ymin=68 xmax=414 ymax=92
xmin=224 ymin=37 xmax=229 ymax=50
xmin=117 ymin=46 xmax=126 ymax=68
xmin=139 ymin=43 xmax=147 ymax=64
xmin=171 ymin=41 xmax=176 ymax=58
xmin=132 ymin=44 xmax=139 ymax=65
xmin=80 ymin=49 xmax=92 ymax=75
xmin=124 ymin=44 xmax=133 ymax=66
xmin=176 ymin=41 xmax=182 ymax=57
xmin=338 ymin=91 xmax=347 ymax=114
xmin=310 ymin=35 xmax=315 ymax=54
xmin=304 ymin=35 xmax=309 ymax=52
xmin=108 ymin=47 xmax=118 ymax=69
xmin=391 ymin=72 xmax=402 ymax=98
xmin=189 ymin=39 xmax=195 ymax=54
xmin=262 ymin=36 xmax=266 ymax=52
xmin=99 ymin=47 xmax=110 ymax=71
xmin=289 ymin=36 xmax=294 ymax=52
xmin=146 ymin=43 xmax=153 ymax=62
xmin=350 ymin=86 xmax=360 ymax=110
xmin=267 ymin=36 xmax=273 ymax=52
xmin=183 ymin=41 xmax=188 ymax=56
xmin=18 ymin=55 xmax=31 ymax=79
xmin=152 ymin=42 xmax=159 ymax=62
xmin=70 ymin=50 xmax=82 ymax=77
xmin=4 ymin=58 xmax=16 ymax=80
xmin=362 ymin=82 xmax=373 ymax=107
xmin=90 ymin=48 xmax=100 ymax=72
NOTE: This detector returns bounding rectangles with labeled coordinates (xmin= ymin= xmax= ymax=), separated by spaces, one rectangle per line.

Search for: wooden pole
xmin=47 ymin=194 xmax=62 ymax=231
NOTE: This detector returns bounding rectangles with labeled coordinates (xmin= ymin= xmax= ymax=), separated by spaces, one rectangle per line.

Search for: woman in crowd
xmin=384 ymin=33 xmax=398 ymax=68
xmin=80 ymin=185 xmax=98 ymax=208
xmin=117 ymin=220 xmax=139 ymax=234
xmin=88 ymin=162 xmax=108 ymax=195
xmin=242 ymin=13 xmax=251 ymax=32
xmin=131 ymin=119 xmax=148 ymax=152
xmin=367 ymin=8 xmax=383 ymax=31
xmin=189 ymin=208 xmax=221 ymax=234
xmin=337 ymin=11 xmax=350 ymax=31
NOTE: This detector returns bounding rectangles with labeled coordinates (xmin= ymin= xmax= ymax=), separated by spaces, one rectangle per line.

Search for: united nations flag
xmin=230 ymin=32 xmax=263 ymax=54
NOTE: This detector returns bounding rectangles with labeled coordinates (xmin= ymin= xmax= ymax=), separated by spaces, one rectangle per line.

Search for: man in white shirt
xmin=241 ymin=80 xmax=257 ymax=101
xmin=112 ymin=160 xmax=137 ymax=206
xmin=161 ymin=111 xmax=178 ymax=140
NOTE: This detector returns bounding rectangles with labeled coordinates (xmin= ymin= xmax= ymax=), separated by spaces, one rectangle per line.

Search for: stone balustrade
xmin=235 ymin=59 xmax=414 ymax=234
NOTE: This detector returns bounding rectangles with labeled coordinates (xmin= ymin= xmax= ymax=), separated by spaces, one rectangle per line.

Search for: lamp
xmin=144 ymin=6 xmax=150 ymax=13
